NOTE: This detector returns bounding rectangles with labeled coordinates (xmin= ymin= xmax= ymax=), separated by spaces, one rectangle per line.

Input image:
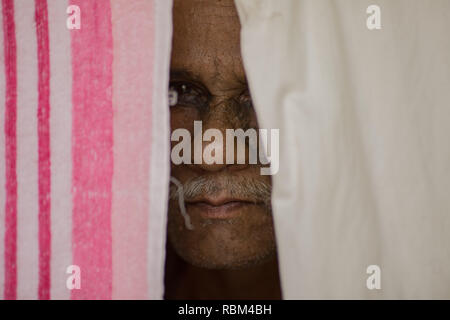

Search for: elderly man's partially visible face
xmin=168 ymin=0 xmax=277 ymax=269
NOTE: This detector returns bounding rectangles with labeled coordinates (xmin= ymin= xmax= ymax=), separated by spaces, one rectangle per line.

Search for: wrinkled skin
xmin=165 ymin=0 xmax=281 ymax=299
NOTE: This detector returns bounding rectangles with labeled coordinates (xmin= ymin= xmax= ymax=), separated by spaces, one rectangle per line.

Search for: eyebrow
xmin=170 ymin=69 xmax=201 ymax=82
xmin=170 ymin=68 xmax=248 ymax=94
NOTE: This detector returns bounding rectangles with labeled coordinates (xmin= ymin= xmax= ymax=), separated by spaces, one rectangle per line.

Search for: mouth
xmin=186 ymin=196 xmax=258 ymax=219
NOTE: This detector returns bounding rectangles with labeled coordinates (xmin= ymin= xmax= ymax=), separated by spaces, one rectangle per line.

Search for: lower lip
xmin=187 ymin=201 xmax=253 ymax=219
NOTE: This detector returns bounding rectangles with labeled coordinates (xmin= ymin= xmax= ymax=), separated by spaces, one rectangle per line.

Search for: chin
xmin=167 ymin=202 xmax=277 ymax=270
xmin=169 ymin=236 xmax=277 ymax=270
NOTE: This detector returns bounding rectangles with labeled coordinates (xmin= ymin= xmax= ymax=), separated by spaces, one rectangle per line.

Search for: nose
xmin=193 ymin=98 xmax=250 ymax=172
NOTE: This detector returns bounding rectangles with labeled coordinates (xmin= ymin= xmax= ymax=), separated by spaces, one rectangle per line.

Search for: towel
xmin=0 ymin=0 xmax=173 ymax=299
xmin=236 ymin=0 xmax=450 ymax=299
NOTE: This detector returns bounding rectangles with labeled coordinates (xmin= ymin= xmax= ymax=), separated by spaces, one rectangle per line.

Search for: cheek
xmin=170 ymin=106 xmax=199 ymax=131
xmin=169 ymin=107 xmax=197 ymax=172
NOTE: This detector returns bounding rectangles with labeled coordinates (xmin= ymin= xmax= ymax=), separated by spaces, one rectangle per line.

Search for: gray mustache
xmin=169 ymin=175 xmax=272 ymax=206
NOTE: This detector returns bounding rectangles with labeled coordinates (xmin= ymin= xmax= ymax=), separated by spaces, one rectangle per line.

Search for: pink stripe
xmin=70 ymin=0 xmax=114 ymax=300
xmin=2 ymin=0 xmax=17 ymax=300
xmin=35 ymin=0 xmax=51 ymax=300
xmin=110 ymin=0 xmax=154 ymax=299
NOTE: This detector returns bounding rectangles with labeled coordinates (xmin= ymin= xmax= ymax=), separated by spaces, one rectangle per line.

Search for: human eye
xmin=168 ymin=81 xmax=209 ymax=109
xmin=238 ymin=88 xmax=254 ymax=109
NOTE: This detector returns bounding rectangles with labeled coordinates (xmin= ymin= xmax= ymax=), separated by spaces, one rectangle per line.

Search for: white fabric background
xmin=235 ymin=0 xmax=450 ymax=299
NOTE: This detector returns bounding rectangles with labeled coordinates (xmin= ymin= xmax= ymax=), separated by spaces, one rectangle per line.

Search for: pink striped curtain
xmin=0 ymin=0 xmax=172 ymax=299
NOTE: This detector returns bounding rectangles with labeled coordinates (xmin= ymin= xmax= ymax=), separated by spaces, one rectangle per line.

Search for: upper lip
xmin=186 ymin=195 xmax=255 ymax=207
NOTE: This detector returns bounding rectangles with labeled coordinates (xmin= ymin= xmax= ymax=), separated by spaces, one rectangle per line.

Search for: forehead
xmin=171 ymin=0 xmax=245 ymax=87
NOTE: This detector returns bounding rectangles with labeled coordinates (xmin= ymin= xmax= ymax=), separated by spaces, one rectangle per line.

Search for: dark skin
xmin=164 ymin=0 xmax=282 ymax=299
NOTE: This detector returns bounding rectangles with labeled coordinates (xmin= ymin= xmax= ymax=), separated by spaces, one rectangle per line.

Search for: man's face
xmin=168 ymin=0 xmax=277 ymax=269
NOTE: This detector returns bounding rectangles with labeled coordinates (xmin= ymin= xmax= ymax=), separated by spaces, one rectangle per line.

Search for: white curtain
xmin=235 ymin=0 xmax=450 ymax=299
